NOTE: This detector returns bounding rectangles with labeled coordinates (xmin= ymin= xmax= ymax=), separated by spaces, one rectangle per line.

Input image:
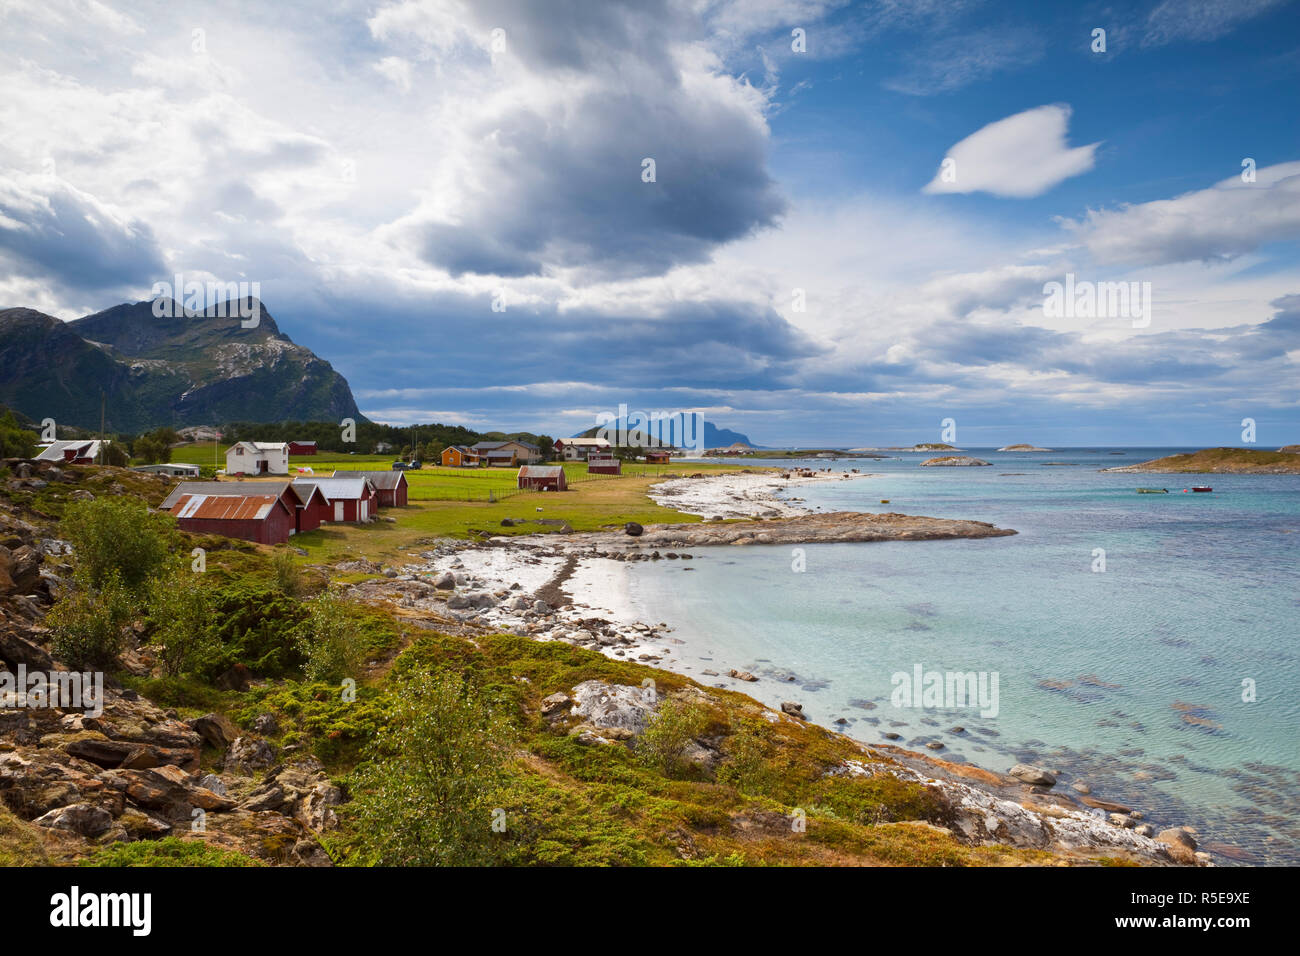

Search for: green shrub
xmin=80 ymin=836 xmax=263 ymax=867
xmin=0 ymin=409 xmax=37 ymax=459
xmin=801 ymin=774 xmax=944 ymax=826
xmin=297 ymin=590 xmax=365 ymax=683
xmin=205 ymin=580 xmax=306 ymax=678
xmin=46 ymin=572 xmax=133 ymax=668
xmin=270 ymin=547 xmax=303 ymax=596
xmin=146 ymin=569 xmax=219 ymax=677
xmin=717 ymin=718 xmax=776 ymax=795
xmin=635 ymin=697 xmax=707 ymax=778
xmin=60 ymin=497 xmax=172 ymax=593
xmin=346 ymin=670 xmax=516 ymax=866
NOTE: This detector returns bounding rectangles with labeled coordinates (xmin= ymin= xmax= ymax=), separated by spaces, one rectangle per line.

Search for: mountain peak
xmin=0 ymin=299 xmax=361 ymax=432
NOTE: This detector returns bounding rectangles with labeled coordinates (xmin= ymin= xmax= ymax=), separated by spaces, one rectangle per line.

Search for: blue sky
xmin=1 ymin=0 xmax=1298 ymax=446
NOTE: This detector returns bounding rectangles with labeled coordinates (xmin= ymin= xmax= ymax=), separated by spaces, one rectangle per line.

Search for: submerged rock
xmin=1009 ymin=763 xmax=1057 ymax=786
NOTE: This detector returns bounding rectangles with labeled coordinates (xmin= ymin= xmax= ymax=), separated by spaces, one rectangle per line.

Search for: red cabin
xmin=170 ymin=493 xmax=294 ymax=545
xmin=517 ymin=465 xmax=567 ymax=491
xmin=331 ymin=470 xmax=408 ymax=507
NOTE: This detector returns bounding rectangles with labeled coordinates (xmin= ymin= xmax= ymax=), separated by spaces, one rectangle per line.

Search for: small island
xmin=997 ymin=443 xmax=1052 ymax=452
xmin=911 ymin=442 xmax=959 ymax=451
xmin=1103 ymin=447 xmax=1300 ymax=474
xmin=920 ymin=456 xmax=992 ymax=467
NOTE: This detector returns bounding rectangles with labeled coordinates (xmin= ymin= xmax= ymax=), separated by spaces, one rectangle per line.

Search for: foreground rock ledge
xmin=576 ymin=511 xmax=1016 ymax=549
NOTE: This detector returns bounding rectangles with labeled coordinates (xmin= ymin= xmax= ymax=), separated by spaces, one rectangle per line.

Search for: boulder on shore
xmin=1008 ymin=763 xmax=1057 ymax=786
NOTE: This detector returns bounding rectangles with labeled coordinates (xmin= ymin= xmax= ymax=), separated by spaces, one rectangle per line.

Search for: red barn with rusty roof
xmin=169 ymin=492 xmax=294 ymax=545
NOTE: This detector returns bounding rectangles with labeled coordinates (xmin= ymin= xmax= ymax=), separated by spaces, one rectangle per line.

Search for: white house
xmin=225 ymin=441 xmax=290 ymax=476
xmin=553 ymin=437 xmax=611 ymax=460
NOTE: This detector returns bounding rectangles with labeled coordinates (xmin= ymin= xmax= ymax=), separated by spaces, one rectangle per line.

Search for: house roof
xmin=35 ymin=439 xmax=107 ymax=461
xmin=161 ymin=480 xmax=304 ymax=511
xmin=229 ymin=441 xmax=288 ymax=454
xmin=171 ymin=493 xmax=286 ymax=521
xmin=518 ymin=465 xmax=564 ymax=479
xmin=472 ymin=439 xmax=539 ymax=452
xmin=557 ymin=437 xmax=610 ymax=447
xmin=289 ymin=440 xmax=317 ymax=446
xmin=329 ymin=470 xmax=406 ymax=490
xmin=293 ymin=476 xmax=374 ymax=499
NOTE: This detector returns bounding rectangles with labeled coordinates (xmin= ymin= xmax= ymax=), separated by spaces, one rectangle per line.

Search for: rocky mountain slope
xmin=0 ymin=300 xmax=362 ymax=433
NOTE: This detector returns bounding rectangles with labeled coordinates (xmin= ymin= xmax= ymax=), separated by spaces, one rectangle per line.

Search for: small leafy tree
xmin=47 ymin=571 xmax=133 ymax=668
xmin=297 ymin=590 xmax=364 ymax=683
xmin=717 ymin=718 xmax=776 ymax=795
xmin=349 ymin=670 xmax=516 ymax=866
xmin=270 ymin=547 xmax=303 ymax=597
xmin=0 ymin=408 xmax=37 ymax=458
xmin=146 ymin=568 xmax=218 ymax=677
xmin=133 ymin=434 xmax=170 ymax=464
xmin=636 ymin=697 xmax=708 ymax=777
xmin=60 ymin=497 xmax=171 ymax=594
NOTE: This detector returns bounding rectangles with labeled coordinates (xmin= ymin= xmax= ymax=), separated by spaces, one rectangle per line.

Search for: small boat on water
xmin=1191 ymin=486 xmax=1213 ymax=493
xmin=1136 ymin=487 xmax=1168 ymax=494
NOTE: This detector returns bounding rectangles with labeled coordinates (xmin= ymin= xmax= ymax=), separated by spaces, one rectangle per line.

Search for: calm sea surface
xmin=625 ymin=448 xmax=1300 ymax=864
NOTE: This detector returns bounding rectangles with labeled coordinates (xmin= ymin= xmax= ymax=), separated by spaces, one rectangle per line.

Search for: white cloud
xmin=373 ymin=56 xmax=414 ymax=93
xmin=1062 ymin=161 xmax=1300 ymax=266
xmin=924 ymin=104 xmax=1099 ymax=198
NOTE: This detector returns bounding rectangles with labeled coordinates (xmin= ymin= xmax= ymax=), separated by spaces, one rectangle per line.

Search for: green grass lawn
xmin=166 ymin=443 xmax=745 ymax=502
xmin=288 ymin=467 xmax=759 ymax=563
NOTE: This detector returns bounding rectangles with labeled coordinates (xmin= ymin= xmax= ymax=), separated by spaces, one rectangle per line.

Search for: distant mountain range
xmin=0 ymin=299 xmax=362 ymax=433
xmin=575 ymin=419 xmax=757 ymax=448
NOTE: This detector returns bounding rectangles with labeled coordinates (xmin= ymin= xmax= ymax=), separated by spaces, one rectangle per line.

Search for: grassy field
xmin=289 ymin=469 xmax=755 ymax=563
xmin=169 ymin=441 xmax=393 ymax=469
xmin=167 ymin=442 xmax=745 ymax=502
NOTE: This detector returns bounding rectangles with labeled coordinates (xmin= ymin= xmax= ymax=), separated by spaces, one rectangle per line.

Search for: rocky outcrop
xmin=920 ymin=456 xmax=992 ymax=467
xmin=569 ymin=511 xmax=1014 ymax=550
xmin=997 ymin=444 xmax=1052 ymax=452
xmin=570 ymin=680 xmax=659 ymax=735
xmin=1103 ymin=447 xmax=1300 ymax=474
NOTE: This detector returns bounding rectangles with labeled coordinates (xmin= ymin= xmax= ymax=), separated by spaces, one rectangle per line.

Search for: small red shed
xmin=293 ymin=482 xmax=331 ymax=533
xmin=287 ymin=440 xmax=318 ymax=456
xmin=517 ymin=465 xmax=567 ymax=491
xmin=332 ymin=470 xmax=408 ymax=507
xmin=587 ymin=456 xmax=621 ymax=475
xmin=294 ymin=477 xmax=377 ymax=522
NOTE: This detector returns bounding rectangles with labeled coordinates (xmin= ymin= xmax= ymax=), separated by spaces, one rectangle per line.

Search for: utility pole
xmin=99 ymin=391 xmax=106 ymax=465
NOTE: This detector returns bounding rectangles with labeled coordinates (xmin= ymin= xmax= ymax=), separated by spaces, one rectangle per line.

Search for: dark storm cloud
xmin=281 ymin=286 xmax=825 ymax=395
xmin=391 ymin=0 xmax=786 ymax=280
xmin=0 ymin=176 xmax=166 ymax=293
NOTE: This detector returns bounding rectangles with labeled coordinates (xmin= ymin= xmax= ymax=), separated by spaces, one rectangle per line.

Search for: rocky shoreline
xmin=336 ymin=473 xmax=1210 ymax=866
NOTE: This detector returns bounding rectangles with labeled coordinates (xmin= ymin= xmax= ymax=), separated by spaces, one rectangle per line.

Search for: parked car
xmin=392 ymin=461 xmax=410 ymax=471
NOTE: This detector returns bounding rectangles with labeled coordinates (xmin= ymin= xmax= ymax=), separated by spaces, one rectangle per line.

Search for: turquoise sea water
xmin=625 ymin=449 xmax=1300 ymax=864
